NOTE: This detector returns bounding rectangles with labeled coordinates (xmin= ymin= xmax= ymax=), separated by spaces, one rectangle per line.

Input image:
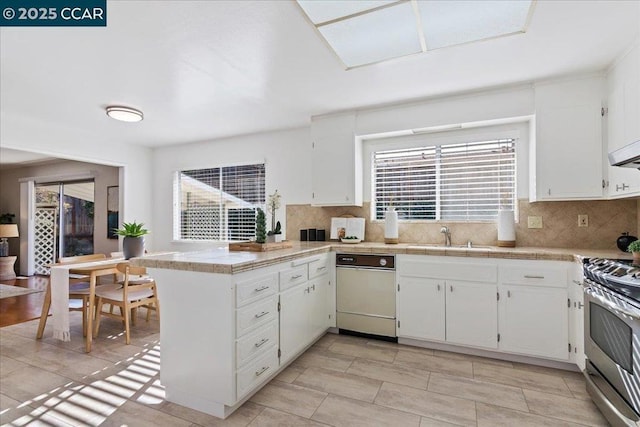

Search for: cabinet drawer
xmin=279 ymin=266 xmax=308 ymax=291
xmin=236 ymin=348 xmax=278 ymax=399
xmin=500 ymin=264 xmax=567 ymax=287
xmin=236 ymin=296 xmax=278 ymax=337
xmin=236 ymin=273 xmax=278 ymax=307
xmin=308 ymin=255 xmax=330 ymax=280
xmin=236 ymin=321 xmax=278 ymax=368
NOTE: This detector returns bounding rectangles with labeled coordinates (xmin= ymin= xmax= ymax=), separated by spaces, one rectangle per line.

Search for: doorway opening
xmin=34 ymin=180 xmax=95 ymax=274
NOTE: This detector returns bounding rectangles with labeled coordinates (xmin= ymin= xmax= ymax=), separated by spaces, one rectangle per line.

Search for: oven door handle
xmin=585 ymin=287 xmax=640 ymax=321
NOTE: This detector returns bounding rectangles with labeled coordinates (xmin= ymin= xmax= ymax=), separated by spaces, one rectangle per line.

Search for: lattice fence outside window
xmin=34 ymin=207 xmax=57 ymax=275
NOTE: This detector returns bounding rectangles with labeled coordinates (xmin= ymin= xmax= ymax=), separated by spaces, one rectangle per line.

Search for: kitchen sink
xmin=407 ymin=244 xmax=494 ymax=250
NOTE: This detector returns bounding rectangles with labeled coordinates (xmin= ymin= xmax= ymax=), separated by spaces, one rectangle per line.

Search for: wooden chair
xmin=37 ymin=253 xmax=116 ymax=339
xmin=93 ymin=263 xmax=160 ymax=344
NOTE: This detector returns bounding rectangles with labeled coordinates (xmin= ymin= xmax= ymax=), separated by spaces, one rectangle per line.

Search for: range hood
xmin=609 ymin=140 xmax=640 ymax=169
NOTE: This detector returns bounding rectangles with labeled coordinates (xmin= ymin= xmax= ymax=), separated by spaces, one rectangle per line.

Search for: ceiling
xmin=1 ymin=0 xmax=638 ymax=152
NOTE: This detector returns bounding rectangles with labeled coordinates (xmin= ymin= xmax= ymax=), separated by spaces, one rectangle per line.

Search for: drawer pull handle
xmin=254 ymin=311 xmax=269 ymax=319
xmin=255 ymin=366 xmax=269 ymax=377
xmin=254 ymin=338 xmax=269 ymax=348
xmin=317 ymin=266 xmax=326 ymax=271
xmin=524 ymin=275 xmax=544 ymax=279
xmin=572 ymin=280 xmax=583 ymax=286
xmin=291 ymin=274 xmax=303 ymax=280
xmin=254 ymin=286 xmax=270 ymax=292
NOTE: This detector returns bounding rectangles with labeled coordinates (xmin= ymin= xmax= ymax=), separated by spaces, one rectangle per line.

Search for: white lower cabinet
xmin=397 ymin=277 xmax=445 ymax=341
xmin=397 ymin=255 xmax=572 ymax=362
xmin=279 ymin=282 xmax=310 ymax=364
xmin=498 ymin=285 xmax=568 ymax=360
xmin=397 ymin=256 xmax=498 ymax=350
xmin=446 ymin=281 xmax=498 ymax=349
xmin=279 ymin=254 xmax=331 ymax=365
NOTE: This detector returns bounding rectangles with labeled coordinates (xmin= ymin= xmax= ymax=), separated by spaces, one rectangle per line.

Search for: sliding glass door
xmin=34 ymin=180 xmax=95 ymax=272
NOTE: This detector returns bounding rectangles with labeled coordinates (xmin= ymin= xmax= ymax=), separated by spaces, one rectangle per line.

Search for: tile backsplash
xmin=287 ymin=199 xmax=639 ymax=251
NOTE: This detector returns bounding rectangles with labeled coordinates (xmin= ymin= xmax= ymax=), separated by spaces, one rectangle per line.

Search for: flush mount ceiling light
xmin=296 ymin=0 xmax=535 ymax=69
xmin=105 ymin=106 xmax=144 ymax=122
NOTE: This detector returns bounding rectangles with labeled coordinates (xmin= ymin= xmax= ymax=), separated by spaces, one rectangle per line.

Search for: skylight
xmin=296 ymin=0 xmax=535 ymax=68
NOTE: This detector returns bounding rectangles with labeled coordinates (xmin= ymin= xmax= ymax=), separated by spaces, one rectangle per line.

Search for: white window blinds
xmin=175 ymin=163 xmax=265 ymax=241
xmin=374 ymin=139 xmax=516 ymax=221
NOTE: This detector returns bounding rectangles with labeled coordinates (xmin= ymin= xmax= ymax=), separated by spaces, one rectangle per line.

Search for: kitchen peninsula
xmin=133 ymin=242 xmax=630 ymax=418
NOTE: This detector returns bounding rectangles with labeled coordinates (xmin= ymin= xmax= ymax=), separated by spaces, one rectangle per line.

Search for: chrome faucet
xmin=440 ymin=226 xmax=451 ymax=247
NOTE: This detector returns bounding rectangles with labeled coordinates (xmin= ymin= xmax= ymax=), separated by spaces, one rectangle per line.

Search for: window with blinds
xmin=175 ymin=163 xmax=265 ymax=241
xmin=373 ymin=138 xmax=516 ymax=221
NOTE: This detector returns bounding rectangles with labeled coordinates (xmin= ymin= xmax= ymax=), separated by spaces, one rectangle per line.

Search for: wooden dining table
xmin=36 ymin=258 xmax=126 ymax=353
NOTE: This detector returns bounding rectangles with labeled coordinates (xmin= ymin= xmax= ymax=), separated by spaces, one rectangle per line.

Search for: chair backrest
xmin=110 ymin=252 xmax=124 ymax=258
xmin=116 ymin=263 xmax=155 ymax=298
xmin=116 ymin=262 xmax=147 ymax=277
xmin=58 ymin=253 xmax=107 ymax=264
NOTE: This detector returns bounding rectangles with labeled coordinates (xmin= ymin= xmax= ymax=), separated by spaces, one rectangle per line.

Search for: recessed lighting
xmin=106 ymin=106 xmax=144 ymax=122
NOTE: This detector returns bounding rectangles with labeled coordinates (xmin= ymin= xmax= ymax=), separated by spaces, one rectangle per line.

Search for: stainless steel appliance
xmin=336 ymin=253 xmax=396 ymax=340
xmin=583 ymin=257 xmax=640 ymax=426
xmin=609 ymin=139 xmax=640 ymax=169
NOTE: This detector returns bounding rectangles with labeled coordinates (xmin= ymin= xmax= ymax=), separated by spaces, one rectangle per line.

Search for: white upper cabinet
xmin=531 ymin=76 xmax=604 ymax=201
xmin=310 ymin=113 xmax=363 ymax=206
xmin=606 ymin=41 xmax=640 ymax=198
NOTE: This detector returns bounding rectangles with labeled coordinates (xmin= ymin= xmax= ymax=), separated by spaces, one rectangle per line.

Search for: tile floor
xmin=0 ymin=314 xmax=609 ymax=426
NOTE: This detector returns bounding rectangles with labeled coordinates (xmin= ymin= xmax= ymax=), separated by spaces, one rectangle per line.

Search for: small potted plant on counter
xmin=114 ymin=221 xmax=149 ymax=259
xmin=255 ymin=208 xmax=267 ymax=244
xmin=267 ymin=190 xmax=283 ymax=243
xmin=267 ymin=221 xmax=283 ymax=243
xmin=628 ymin=240 xmax=640 ymax=264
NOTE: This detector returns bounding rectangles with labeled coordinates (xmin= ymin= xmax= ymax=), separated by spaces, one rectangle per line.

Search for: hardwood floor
xmin=0 ymin=275 xmax=49 ymax=327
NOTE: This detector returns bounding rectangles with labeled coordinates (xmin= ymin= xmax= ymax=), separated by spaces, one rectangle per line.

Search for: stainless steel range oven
xmin=583 ymin=258 xmax=640 ymax=426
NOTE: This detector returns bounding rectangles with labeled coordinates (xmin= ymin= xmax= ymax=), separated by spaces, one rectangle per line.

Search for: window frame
xmin=364 ymin=124 xmax=524 ymax=223
xmin=172 ymin=161 xmax=266 ymax=242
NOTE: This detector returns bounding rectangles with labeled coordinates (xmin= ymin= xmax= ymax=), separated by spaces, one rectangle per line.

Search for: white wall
xmin=152 ymin=85 xmax=540 ymax=251
xmin=354 ymin=84 xmax=535 ymax=136
xmin=1 ymin=113 xmax=154 ymax=248
xmin=151 ymin=127 xmax=312 ymax=251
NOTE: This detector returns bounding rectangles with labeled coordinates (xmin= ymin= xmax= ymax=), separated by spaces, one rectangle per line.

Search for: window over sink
xmin=372 ymin=135 xmax=517 ymax=221
xmin=174 ymin=163 xmax=265 ymax=241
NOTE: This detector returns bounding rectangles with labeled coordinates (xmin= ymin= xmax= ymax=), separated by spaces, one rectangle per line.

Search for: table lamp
xmin=0 ymin=224 xmax=19 ymax=257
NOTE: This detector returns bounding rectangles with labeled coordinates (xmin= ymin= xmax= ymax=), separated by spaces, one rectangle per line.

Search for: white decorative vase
xmin=384 ymin=207 xmax=399 ymax=244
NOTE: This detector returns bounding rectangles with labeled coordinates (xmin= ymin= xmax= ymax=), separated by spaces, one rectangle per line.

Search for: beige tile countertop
xmin=132 ymin=241 xmax=633 ymax=274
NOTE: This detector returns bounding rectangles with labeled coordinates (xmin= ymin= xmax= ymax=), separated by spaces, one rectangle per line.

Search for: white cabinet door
xmin=499 ymin=285 xmax=569 ymax=360
xmin=309 ymin=274 xmax=330 ymax=339
xmin=533 ymin=76 xmax=604 ymax=200
xmin=279 ymin=283 xmax=310 ymax=364
xmin=606 ymin=42 xmax=640 ymax=198
xmin=310 ymin=113 xmax=363 ymax=206
xmin=569 ymin=267 xmax=586 ymax=370
xmin=446 ymin=281 xmax=497 ymax=349
xmin=397 ymin=277 xmax=445 ymax=341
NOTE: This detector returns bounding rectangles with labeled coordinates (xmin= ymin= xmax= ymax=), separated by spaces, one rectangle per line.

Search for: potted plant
xmin=267 ymin=221 xmax=283 ymax=243
xmin=255 ymin=209 xmax=267 ymax=244
xmin=113 ymin=221 xmax=149 ymax=259
xmin=266 ymin=190 xmax=283 ymax=243
xmin=628 ymin=240 xmax=640 ymax=264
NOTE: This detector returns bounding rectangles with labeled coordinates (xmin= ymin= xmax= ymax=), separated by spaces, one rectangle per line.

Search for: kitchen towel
xmin=497 ymin=209 xmax=516 ymax=247
xmin=384 ymin=208 xmax=399 ymax=244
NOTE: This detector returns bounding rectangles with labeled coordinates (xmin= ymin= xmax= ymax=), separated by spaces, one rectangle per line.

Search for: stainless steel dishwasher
xmin=336 ymin=253 xmax=396 ymax=340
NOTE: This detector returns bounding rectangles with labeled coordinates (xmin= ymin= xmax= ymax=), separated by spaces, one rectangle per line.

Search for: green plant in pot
xmin=267 ymin=221 xmax=282 ymax=243
xmin=113 ymin=221 xmax=149 ymax=259
xmin=255 ymin=209 xmax=267 ymax=244
xmin=628 ymin=240 xmax=640 ymax=264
